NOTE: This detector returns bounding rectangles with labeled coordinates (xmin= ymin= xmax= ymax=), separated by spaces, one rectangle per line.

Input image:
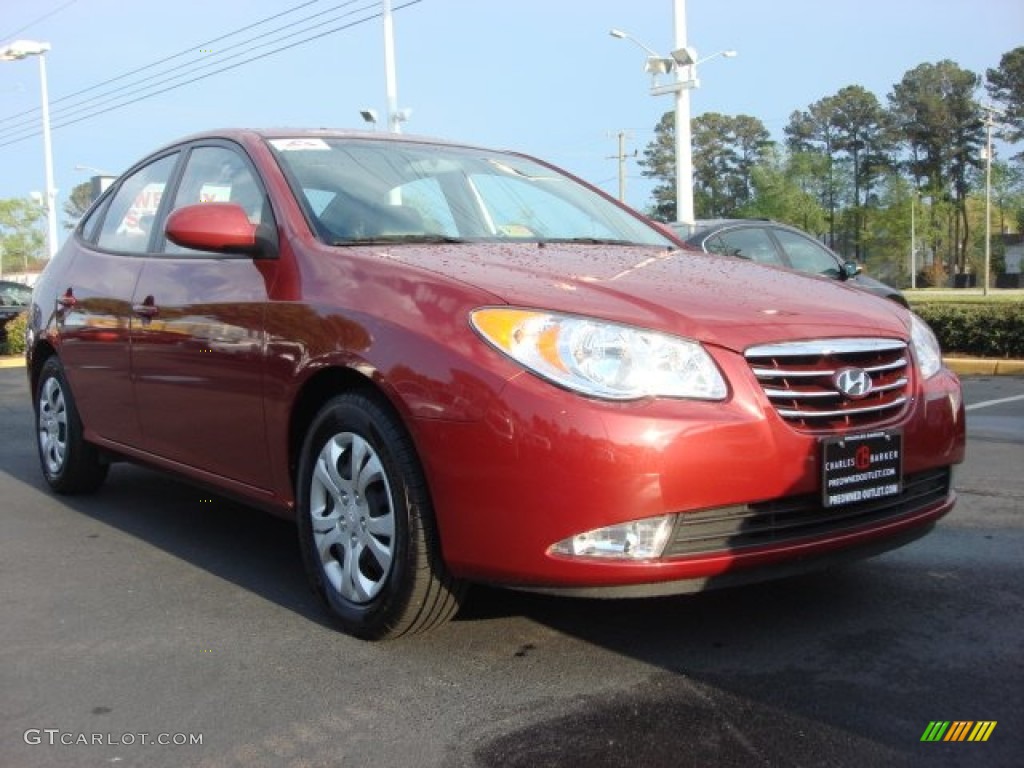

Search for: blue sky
xmin=1 ymin=0 xmax=1021 ymax=245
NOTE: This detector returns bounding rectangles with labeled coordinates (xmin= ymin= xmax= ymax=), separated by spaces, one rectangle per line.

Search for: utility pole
xmin=910 ymin=187 xmax=916 ymax=290
xmin=607 ymin=131 xmax=636 ymax=202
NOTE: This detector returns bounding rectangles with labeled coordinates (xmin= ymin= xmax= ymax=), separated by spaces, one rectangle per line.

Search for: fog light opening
xmin=550 ymin=515 xmax=675 ymax=560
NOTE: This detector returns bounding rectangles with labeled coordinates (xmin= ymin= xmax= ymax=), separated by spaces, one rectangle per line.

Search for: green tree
xmin=692 ymin=112 xmax=772 ymax=217
xmin=638 ymin=111 xmax=676 ymax=221
xmin=986 ymin=46 xmax=1024 ymax=149
xmin=888 ymin=60 xmax=984 ymax=277
xmin=784 ymin=98 xmax=843 ymax=244
xmin=0 ymin=197 xmax=45 ymax=276
xmin=63 ymin=181 xmax=94 ymax=231
xmin=640 ymin=110 xmax=771 ymax=221
xmin=829 ymin=85 xmax=896 ymax=260
xmin=740 ymin=147 xmax=827 ymax=234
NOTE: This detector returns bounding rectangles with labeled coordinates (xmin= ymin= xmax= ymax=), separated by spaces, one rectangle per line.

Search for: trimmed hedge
xmin=1 ymin=311 xmax=28 ymax=357
xmin=913 ymin=302 xmax=1024 ymax=359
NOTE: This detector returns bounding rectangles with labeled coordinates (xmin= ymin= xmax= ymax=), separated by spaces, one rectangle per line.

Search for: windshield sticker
xmin=270 ymin=138 xmax=331 ymax=151
xmin=199 ymin=184 xmax=232 ymax=203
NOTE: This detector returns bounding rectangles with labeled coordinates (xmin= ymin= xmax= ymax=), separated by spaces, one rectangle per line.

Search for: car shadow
xmin=36 ymin=461 xmax=332 ymax=629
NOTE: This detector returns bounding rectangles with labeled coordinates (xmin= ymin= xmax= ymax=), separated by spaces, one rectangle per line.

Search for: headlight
xmin=471 ymin=308 xmax=728 ymax=401
xmin=910 ymin=313 xmax=942 ymax=379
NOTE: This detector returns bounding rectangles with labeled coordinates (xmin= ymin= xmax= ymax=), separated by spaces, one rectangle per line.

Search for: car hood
xmin=850 ymin=272 xmax=903 ymax=300
xmin=385 ymin=243 xmax=911 ymax=353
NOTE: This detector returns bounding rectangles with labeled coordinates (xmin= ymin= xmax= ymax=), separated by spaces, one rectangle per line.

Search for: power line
xmin=0 ymin=0 xmax=422 ymax=149
xmin=0 ymin=0 xmax=347 ymax=137
xmin=0 ymin=0 xmax=324 ymax=131
xmin=0 ymin=0 xmax=374 ymax=140
xmin=0 ymin=0 xmax=79 ymax=42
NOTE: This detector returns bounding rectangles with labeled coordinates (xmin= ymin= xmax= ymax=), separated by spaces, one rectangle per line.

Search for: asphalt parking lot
xmin=1 ymin=367 xmax=1022 ymax=768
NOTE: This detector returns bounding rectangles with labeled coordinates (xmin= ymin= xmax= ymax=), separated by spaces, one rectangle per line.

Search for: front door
xmin=129 ymin=143 xmax=274 ymax=491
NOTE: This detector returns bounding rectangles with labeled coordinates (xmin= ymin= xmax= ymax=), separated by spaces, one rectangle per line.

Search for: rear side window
xmin=95 ymin=153 xmax=179 ymax=253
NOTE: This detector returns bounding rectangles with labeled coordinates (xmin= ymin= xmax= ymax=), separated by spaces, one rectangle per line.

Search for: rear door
xmin=129 ymin=142 xmax=274 ymax=491
xmin=54 ymin=151 xmax=181 ymax=447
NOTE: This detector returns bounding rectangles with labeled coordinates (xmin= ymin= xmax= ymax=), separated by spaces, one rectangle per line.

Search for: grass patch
xmin=906 ymin=289 xmax=1024 ymax=306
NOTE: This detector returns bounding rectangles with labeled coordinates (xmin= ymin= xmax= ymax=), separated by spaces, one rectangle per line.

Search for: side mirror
xmin=842 ymin=261 xmax=862 ymax=279
xmin=165 ymin=203 xmax=265 ymax=256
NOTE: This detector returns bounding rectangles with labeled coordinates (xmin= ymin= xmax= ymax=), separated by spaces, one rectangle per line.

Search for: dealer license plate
xmin=822 ymin=431 xmax=903 ymax=508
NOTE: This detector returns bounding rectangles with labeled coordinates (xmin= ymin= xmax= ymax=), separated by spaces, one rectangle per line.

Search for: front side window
xmin=268 ymin=138 xmax=672 ymax=247
xmin=708 ymin=228 xmax=784 ymax=266
xmin=95 ymin=153 xmax=178 ymax=253
xmin=163 ymin=145 xmax=271 ymax=254
xmin=773 ymin=228 xmax=842 ymax=276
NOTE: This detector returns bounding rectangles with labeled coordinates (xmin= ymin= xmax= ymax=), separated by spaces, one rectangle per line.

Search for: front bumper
xmin=411 ymin=356 xmax=965 ymax=592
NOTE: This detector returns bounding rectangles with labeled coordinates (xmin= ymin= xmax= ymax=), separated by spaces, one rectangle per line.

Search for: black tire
xmin=296 ymin=392 xmax=464 ymax=640
xmin=35 ymin=356 xmax=109 ymax=494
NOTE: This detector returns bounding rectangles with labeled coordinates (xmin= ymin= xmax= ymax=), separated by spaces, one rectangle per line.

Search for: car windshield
xmin=0 ymin=282 xmax=32 ymax=306
xmin=268 ymin=137 xmax=672 ymax=248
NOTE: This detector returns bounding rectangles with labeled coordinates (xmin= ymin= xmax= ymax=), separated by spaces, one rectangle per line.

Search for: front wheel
xmin=296 ymin=392 xmax=464 ymax=640
xmin=35 ymin=356 xmax=109 ymax=494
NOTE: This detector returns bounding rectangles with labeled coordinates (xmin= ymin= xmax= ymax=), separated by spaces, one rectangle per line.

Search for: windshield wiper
xmin=537 ymin=237 xmax=639 ymax=246
xmin=330 ymin=234 xmax=466 ymax=246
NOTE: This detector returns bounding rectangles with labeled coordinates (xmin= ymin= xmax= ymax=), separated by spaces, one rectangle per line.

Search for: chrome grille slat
xmin=747 ymin=338 xmax=907 ymax=357
xmin=745 ymin=338 xmax=911 ymax=431
xmin=765 ymin=377 xmax=907 ymax=401
xmin=750 ymin=358 xmax=907 ymax=380
xmin=753 ymin=367 xmax=837 ymax=378
xmin=865 ymin=359 xmax=909 ymax=374
xmin=763 ymin=388 xmax=840 ymax=399
xmin=776 ymin=395 xmax=908 ymax=419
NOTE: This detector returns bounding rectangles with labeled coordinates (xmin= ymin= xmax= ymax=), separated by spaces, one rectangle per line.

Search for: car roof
xmin=150 ymin=127 xmax=506 ymax=156
xmin=681 ymin=218 xmax=819 ymax=242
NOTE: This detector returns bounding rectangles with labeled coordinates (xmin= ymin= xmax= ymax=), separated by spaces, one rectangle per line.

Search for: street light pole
xmin=981 ymin=105 xmax=1000 ymax=297
xmin=382 ymin=0 xmax=400 ymax=133
xmin=673 ymin=0 xmax=694 ymax=227
xmin=1 ymin=39 xmax=58 ymax=259
xmin=38 ymin=50 xmax=57 ymax=258
xmin=610 ymin=3 xmax=734 ymax=229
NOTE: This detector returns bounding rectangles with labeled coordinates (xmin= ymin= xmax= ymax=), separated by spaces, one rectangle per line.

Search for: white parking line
xmin=966 ymin=394 xmax=1024 ymax=412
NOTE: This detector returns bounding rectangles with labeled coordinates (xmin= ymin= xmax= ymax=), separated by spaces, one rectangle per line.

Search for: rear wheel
xmin=296 ymin=392 xmax=464 ymax=639
xmin=35 ymin=356 xmax=108 ymax=494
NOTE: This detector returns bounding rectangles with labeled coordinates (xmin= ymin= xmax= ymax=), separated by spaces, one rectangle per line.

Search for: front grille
xmin=745 ymin=338 xmax=911 ymax=431
xmin=663 ymin=468 xmax=951 ymax=558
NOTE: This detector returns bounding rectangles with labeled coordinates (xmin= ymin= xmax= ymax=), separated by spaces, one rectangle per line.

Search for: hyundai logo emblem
xmin=834 ymin=367 xmax=873 ymax=400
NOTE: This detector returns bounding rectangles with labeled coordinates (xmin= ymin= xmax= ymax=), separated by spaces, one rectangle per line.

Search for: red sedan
xmin=27 ymin=129 xmax=964 ymax=639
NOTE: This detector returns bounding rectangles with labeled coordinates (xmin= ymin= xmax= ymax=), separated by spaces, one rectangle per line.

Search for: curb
xmin=943 ymin=357 xmax=1024 ymax=376
xmin=0 ymin=356 xmax=25 ymax=369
